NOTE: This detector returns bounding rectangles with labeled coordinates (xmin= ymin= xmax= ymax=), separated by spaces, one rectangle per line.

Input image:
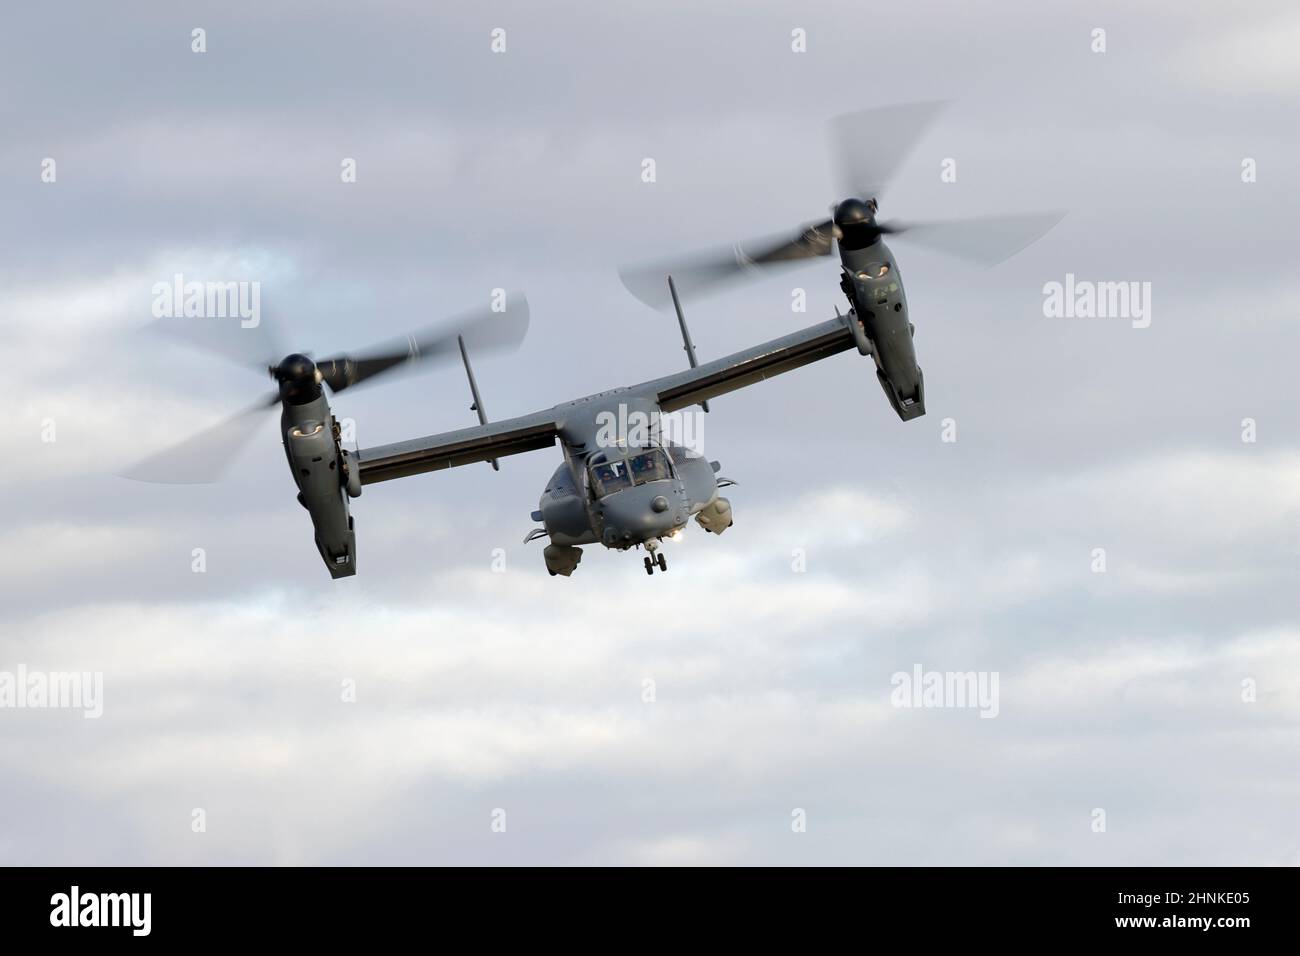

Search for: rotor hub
xmin=273 ymin=353 xmax=316 ymax=383
xmin=833 ymin=197 xmax=878 ymax=228
xmin=272 ymin=353 xmax=322 ymax=403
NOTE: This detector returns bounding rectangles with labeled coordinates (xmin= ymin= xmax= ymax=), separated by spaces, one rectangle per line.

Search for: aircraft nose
xmin=599 ymin=485 xmax=682 ymax=547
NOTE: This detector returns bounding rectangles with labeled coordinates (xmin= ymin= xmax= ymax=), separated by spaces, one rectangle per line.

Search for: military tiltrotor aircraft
xmin=125 ymin=105 xmax=1061 ymax=579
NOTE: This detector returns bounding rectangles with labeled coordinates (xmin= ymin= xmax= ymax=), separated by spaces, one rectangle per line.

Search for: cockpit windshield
xmin=589 ymin=448 xmax=671 ymax=498
xmin=630 ymin=449 xmax=670 ymax=485
xmin=590 ymin=457 xmax=632 ymax=497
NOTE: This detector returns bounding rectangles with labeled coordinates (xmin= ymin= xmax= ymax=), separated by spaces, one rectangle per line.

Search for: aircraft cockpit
xmin=588 ymin=447 xmax=672 ymax=498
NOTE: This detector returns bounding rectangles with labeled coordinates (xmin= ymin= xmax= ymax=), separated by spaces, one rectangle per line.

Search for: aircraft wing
xmin=640 ymin=313 xmax=856 ymax=413
xmin=359 ymin=312 xmax=857 ymax=483
xmin=357 ymin=409 xmax=560 ymax=485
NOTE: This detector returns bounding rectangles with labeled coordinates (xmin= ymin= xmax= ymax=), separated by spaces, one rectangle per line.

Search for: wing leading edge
xmin=358 ymin=411 xmax=560 ymax=485
xmin=641 ymin=313 xmax=856 ymax=413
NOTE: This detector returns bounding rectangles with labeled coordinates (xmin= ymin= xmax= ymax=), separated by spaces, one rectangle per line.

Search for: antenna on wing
xmin=458 ymin=334 xmax=499 ymax=471
xmin=667 ymin=275 xmax=709 ymax=413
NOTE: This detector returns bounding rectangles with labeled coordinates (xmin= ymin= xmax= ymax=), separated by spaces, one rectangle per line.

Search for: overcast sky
xmin=2 ymin=0 xmax=1299 ymax=865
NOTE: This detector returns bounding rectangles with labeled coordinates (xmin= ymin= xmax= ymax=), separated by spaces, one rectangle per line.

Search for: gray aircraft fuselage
xmin=535 ymin=391 xmax=719 ymax=550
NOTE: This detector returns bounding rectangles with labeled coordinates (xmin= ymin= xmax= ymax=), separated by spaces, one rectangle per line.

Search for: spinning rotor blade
xmin=618 ymin=101 xmax=1063 ymax=314
xmin=619 ymin=102 xmax=949 ymax=311
xmin=828 ymin=101 xmax=947 ymax=203
xmin=316 ymin=293 xmax=530 ymax=393
xmin=144 ymin=312 xmax=286 ymax=376
xmin=880 ymin=211 xmax=1066 ymax=267
xmin=618 ymin=222 xmax=836 ymax=311
xmin=119 ymin=393 xmax=279 ymax=485
xmin=124 ymin=297 xmax=530 ymax=484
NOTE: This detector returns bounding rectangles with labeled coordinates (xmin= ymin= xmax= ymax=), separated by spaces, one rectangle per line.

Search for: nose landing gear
xmin=643 ymin=543 xmax=669 ymax=575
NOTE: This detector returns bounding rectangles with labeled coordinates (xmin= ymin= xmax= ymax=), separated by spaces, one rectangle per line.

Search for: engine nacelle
xmin=284 ymin=400 xmax=356 ymax=579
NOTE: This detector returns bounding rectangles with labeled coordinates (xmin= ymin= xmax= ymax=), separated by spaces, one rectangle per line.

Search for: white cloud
xmin=1177 ymin=10 xmax=1300 ymax=93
